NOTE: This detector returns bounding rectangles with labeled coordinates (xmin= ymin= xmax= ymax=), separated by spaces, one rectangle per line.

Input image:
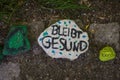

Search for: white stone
xmin=38 ymin=19 xmax=89 ymax=60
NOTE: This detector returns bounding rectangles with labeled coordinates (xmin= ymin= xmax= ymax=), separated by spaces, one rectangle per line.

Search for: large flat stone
xmin=0 ymin=62 xmax=20 ymax=80
xmin=89 ymin=23 xmax=120 ymax=51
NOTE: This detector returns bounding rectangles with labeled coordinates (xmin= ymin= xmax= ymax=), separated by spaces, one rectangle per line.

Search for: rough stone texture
xmin=0 ymin=62 xmax=20 ymax=80
xmin=89 ymin=23 xmax=120 ymax=51
xmin=28 ymin=21 xmax=45 ymax=41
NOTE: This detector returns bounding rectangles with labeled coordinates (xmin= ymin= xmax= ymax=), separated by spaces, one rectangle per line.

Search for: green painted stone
xmin=3 ymin=25 xmax=30 ymax=55
xmin=99 ymin=46 xmax=116 ymax=62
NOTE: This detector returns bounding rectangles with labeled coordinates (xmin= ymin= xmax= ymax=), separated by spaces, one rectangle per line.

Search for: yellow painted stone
xmin=99 ymin=46 xmax=116 ymax=61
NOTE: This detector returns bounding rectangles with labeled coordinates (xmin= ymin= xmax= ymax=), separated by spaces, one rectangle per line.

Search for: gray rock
xmin=27 ymin=21 xmax=45 ymax=57
xmin=89 ymin=23 xmax=120 ymax=51
xmin=0 ymin=62 xmax=20 ymax=80
xmin=28 ymin=21 xmax=45 ymax=41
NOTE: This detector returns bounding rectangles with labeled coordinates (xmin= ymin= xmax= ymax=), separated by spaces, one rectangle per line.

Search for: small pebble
xmin=99 ymin=46 xmax=116 ymax=62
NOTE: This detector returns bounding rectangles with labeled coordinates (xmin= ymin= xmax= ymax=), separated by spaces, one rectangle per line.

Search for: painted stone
xmin=99 ymin=46 xmax=116 ymax=62
xmin=38 ymin=20 xmax=89 ymax=60
xmin=3 ymin=26 xmax=30 ymax=55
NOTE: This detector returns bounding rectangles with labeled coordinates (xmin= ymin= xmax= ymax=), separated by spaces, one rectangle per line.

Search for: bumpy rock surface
xmin=89 ymin=23 xmax=120 ymax=51
xmin=0 ymin=62 xmax=20 ymax=80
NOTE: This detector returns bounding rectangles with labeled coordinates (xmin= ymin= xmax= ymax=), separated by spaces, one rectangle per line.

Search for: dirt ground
xmin=0 ymin=0 xmax=120 ymax=80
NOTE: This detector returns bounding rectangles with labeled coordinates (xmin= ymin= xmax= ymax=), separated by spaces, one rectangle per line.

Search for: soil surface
xmin=0 ymin=0 xmax=120 ymax=80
